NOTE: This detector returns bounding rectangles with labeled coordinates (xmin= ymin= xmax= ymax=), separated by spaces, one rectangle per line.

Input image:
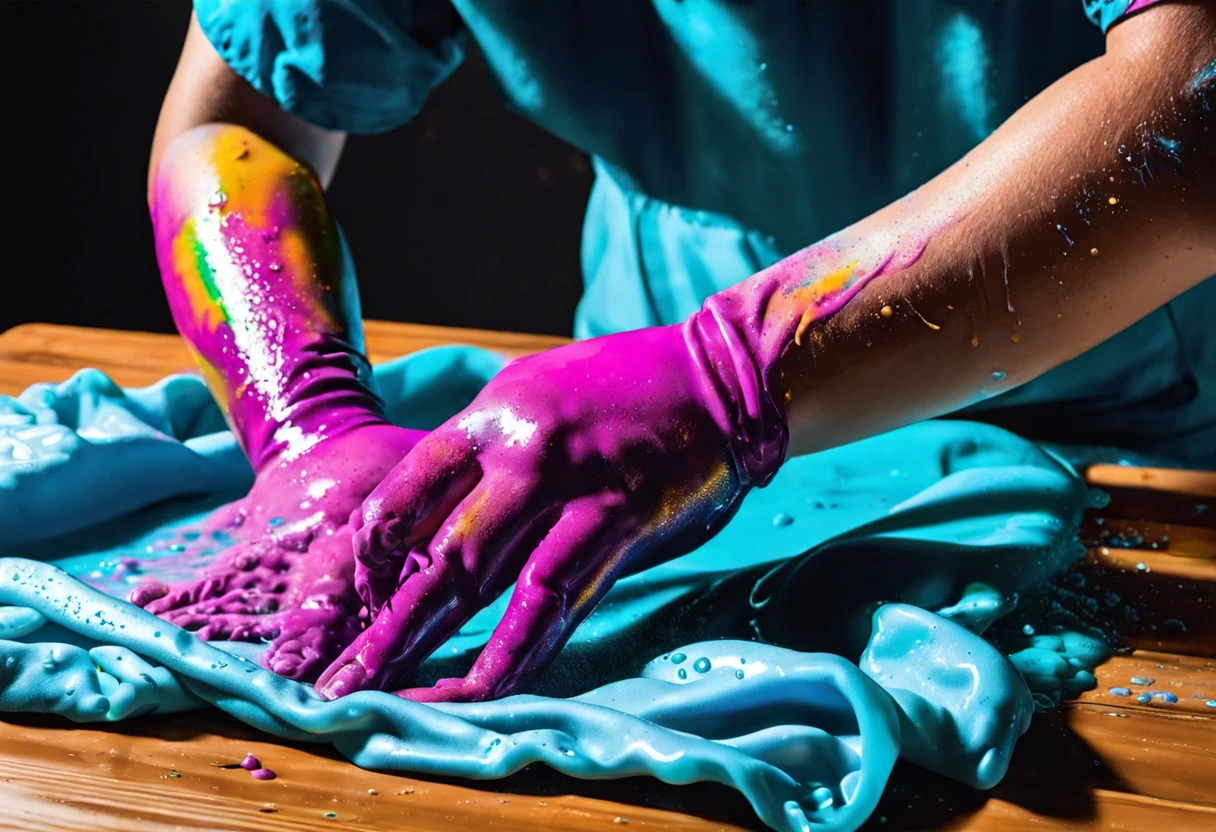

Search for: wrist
xmin=251 ymin=347 xmax=392 ymax=470
xmin=683 ymin=296 xmax=789 ymax=487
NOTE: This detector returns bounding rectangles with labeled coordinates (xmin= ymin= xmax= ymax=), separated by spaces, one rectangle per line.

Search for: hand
xmin=131 ymin=422 xmax=424 ymax=681
xmin=316 ymin=318 xmax=788 ymax=702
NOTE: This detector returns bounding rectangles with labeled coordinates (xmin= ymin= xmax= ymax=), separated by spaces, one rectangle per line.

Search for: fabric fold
xmin=0 ymin=346 xmax=1095 ymax=831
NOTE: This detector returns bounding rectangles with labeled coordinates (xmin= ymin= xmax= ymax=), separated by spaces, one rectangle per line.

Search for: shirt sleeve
xmin=193 ymin=0 xmax=466 ymax=134
xmin=1082 ymin=0 xmax=1162 ymax=33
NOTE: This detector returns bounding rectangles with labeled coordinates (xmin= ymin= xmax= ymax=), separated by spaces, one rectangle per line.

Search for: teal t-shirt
xmin=194 ymin=0 xmax=1214 ymax=463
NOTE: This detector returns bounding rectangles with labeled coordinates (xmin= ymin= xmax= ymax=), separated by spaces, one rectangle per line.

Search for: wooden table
xmin=1 ymin=322 xmax=1214 ymax=832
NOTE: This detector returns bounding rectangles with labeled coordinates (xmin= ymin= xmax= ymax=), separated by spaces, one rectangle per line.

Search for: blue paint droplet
xmin=736 ymin=669 xmax=745 ymax=680
xmin=1136 ymin=692 xmax=1152 ymax=704
xmin=1129 ymin=675 xmax=1154 ymax=686
xmin=1109 ymin=687 xmax=1131 ymax=697
xmin=771 ymin=512 xmax=794 ymax=527
xmin=677 ymin=668 xmax=687 ymax=680
xmin=670 ymin=653 xmax=686 ymax=665
xmin=991 ymin=371 xmax=1007 ymax=381
xmin=1162 ymin=692 xmax=1179 ymax=705
xmin=1206 ymin=700 xmax=1216 ymax=708
xmin=693 ymin=657 xmax=711 ymax=674
xmin=1022 ymin=624 xmax=1034 ymax=635
xmin=268 ymin=517 xmax=284 ymax=527
xmin=1154 ymin=135 xmax=1183 ymax=161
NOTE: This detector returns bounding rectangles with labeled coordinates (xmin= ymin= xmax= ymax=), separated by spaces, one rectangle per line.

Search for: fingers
xmin=396 ymin=495 xmax=630 ymax=703
xmin=139 ymin=575 xmax=230 ymax=615
xmin=353 ymin=431 xmax=480 ymax=572
xmin=265 ymin=606 xmax=364 ymax=681
xmin=128 ymin=581 xmax=169 ymax=608
xmin=317 ymin=475 xmax=552 ymax=699
xmin=353 ymin=438 xmax=480 ymax=616
xmin=315 ymin=539 xmax=469 ymax=697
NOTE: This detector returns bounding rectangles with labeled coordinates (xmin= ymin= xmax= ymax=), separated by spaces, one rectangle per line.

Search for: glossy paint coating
xmin=145 ymin=126 xmax=426 ymax=680
xmin=330 ymin=216 xmax=944 ymax=700
xmin=1 ymin=349 xmax=1093 ymax=832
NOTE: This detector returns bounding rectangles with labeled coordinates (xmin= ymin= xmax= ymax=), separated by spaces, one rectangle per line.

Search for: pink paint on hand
xmin=138 ymin=126 xmax=427 ymax=682
xmin=316 ymin=219 xmax=942 ymax=703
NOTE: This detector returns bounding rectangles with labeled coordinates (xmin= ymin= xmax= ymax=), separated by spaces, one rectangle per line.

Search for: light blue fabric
xmin=1084 ymin=0 xmax=1138 ymax=33
xmin=193 ymin=0 xmax=466 ymax=133
xmin=1 ymin=348 xmax=1105 ymax=830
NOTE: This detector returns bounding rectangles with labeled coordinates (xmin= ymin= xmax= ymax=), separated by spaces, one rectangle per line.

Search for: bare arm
xmin=149 ymin=13 xmax=344 ymax=195
xmin=148 ymin=14 xmax=392 ymax=470
xmin=133 ymin=14 xmax=429 ymax=685
xmin=766 ymin=2 xmax=1216 ymax=454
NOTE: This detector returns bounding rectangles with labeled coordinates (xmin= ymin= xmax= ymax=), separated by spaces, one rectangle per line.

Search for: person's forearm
xmin=149 ymin=124 xmax=387 ymax=470
xmin=694 ymin=3 xmax=1216 ymax=462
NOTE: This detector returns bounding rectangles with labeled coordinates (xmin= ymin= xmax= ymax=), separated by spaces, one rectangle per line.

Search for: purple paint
xmin=146 ymin=126 xmax=946 ymax=703
xmin=316 ymin=225 xmax=944 ymax=702
xmin=135 ymin=125 xmax=427 ymax=682
xmin=240 ymin=753 xmax=260 ymax=770
xmin=251 ymin=768 xmax=277 ymax=780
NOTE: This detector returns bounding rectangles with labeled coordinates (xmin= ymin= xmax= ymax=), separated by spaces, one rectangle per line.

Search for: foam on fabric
xmin=0 ymin=345 xmax=1097 ymax=830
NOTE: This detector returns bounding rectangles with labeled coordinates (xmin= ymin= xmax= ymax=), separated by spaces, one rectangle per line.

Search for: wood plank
xmin=960 ymin=791 xmax=1216 ymax=831
xmin=1092 ymin=485 xmax=1216 ymax=530
xmin=1074 ymin=546 xmax=1216 ymax=657
xmin=878 ymin=790 xmax=1216 ymax=832
xmin=1087 ymin=465 xmax=1216 ymax=501
xmin=870 ymin=650 xmax=1216 ymax=828
xmin=1082 ymin=517 xmax=1216 ymax=559
xmin=1078 ymin=650 xmax=1216 ymax=717
xmin=360 ymin=319 xmax=569 ymax=361
xmin=0 ymin=322 xmax=570 ymax=397
xmin=0 ymin=711 xmax=752 ymax=832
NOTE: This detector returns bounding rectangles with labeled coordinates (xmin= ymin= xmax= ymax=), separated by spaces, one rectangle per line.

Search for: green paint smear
xmin=184 ymin=220 xmax=228 ymax=323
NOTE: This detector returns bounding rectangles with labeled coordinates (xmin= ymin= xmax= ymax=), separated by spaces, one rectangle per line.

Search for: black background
xmin=0 ymin=0 xmax=591 ymax=337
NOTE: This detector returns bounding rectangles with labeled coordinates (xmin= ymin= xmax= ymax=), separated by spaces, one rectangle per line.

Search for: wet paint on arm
xmin=151 ymin=125 xmax=386 ymax=471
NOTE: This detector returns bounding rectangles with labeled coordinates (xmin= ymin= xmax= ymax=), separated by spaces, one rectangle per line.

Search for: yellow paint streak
xmin=792 ymin=261 xmax=858 ymax=346
xmin=573 ymin=456 xmax=734 ymax=613
xmin=279 ymin=227 xmax=337 ymax=329
xmin=905 ymin=298 xmax=941 ymax=330
xmin=190 ymin=347 xmax=234 ymax=420
xmin=207 ymin=127 xmax=313 ymax=229
xmin=171 ymin=219 xmax=223 ymax=332
xmin=447 ymin=486 xmax=494 ymax=547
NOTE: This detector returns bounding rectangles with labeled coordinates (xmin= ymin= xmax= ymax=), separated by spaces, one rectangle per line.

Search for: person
xmin=136 ymin=0 xmax=1216 ymax=702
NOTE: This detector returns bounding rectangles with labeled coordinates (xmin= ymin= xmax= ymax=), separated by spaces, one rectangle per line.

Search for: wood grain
xmin=2 ymin=323 xmax=1215 ymax=832
xmin=0 ymin=322 xmax=570 ymax=397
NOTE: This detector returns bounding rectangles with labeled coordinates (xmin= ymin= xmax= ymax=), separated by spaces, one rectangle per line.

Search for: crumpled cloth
xmin=0 ymin=345 xmax=1097 ymax=831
